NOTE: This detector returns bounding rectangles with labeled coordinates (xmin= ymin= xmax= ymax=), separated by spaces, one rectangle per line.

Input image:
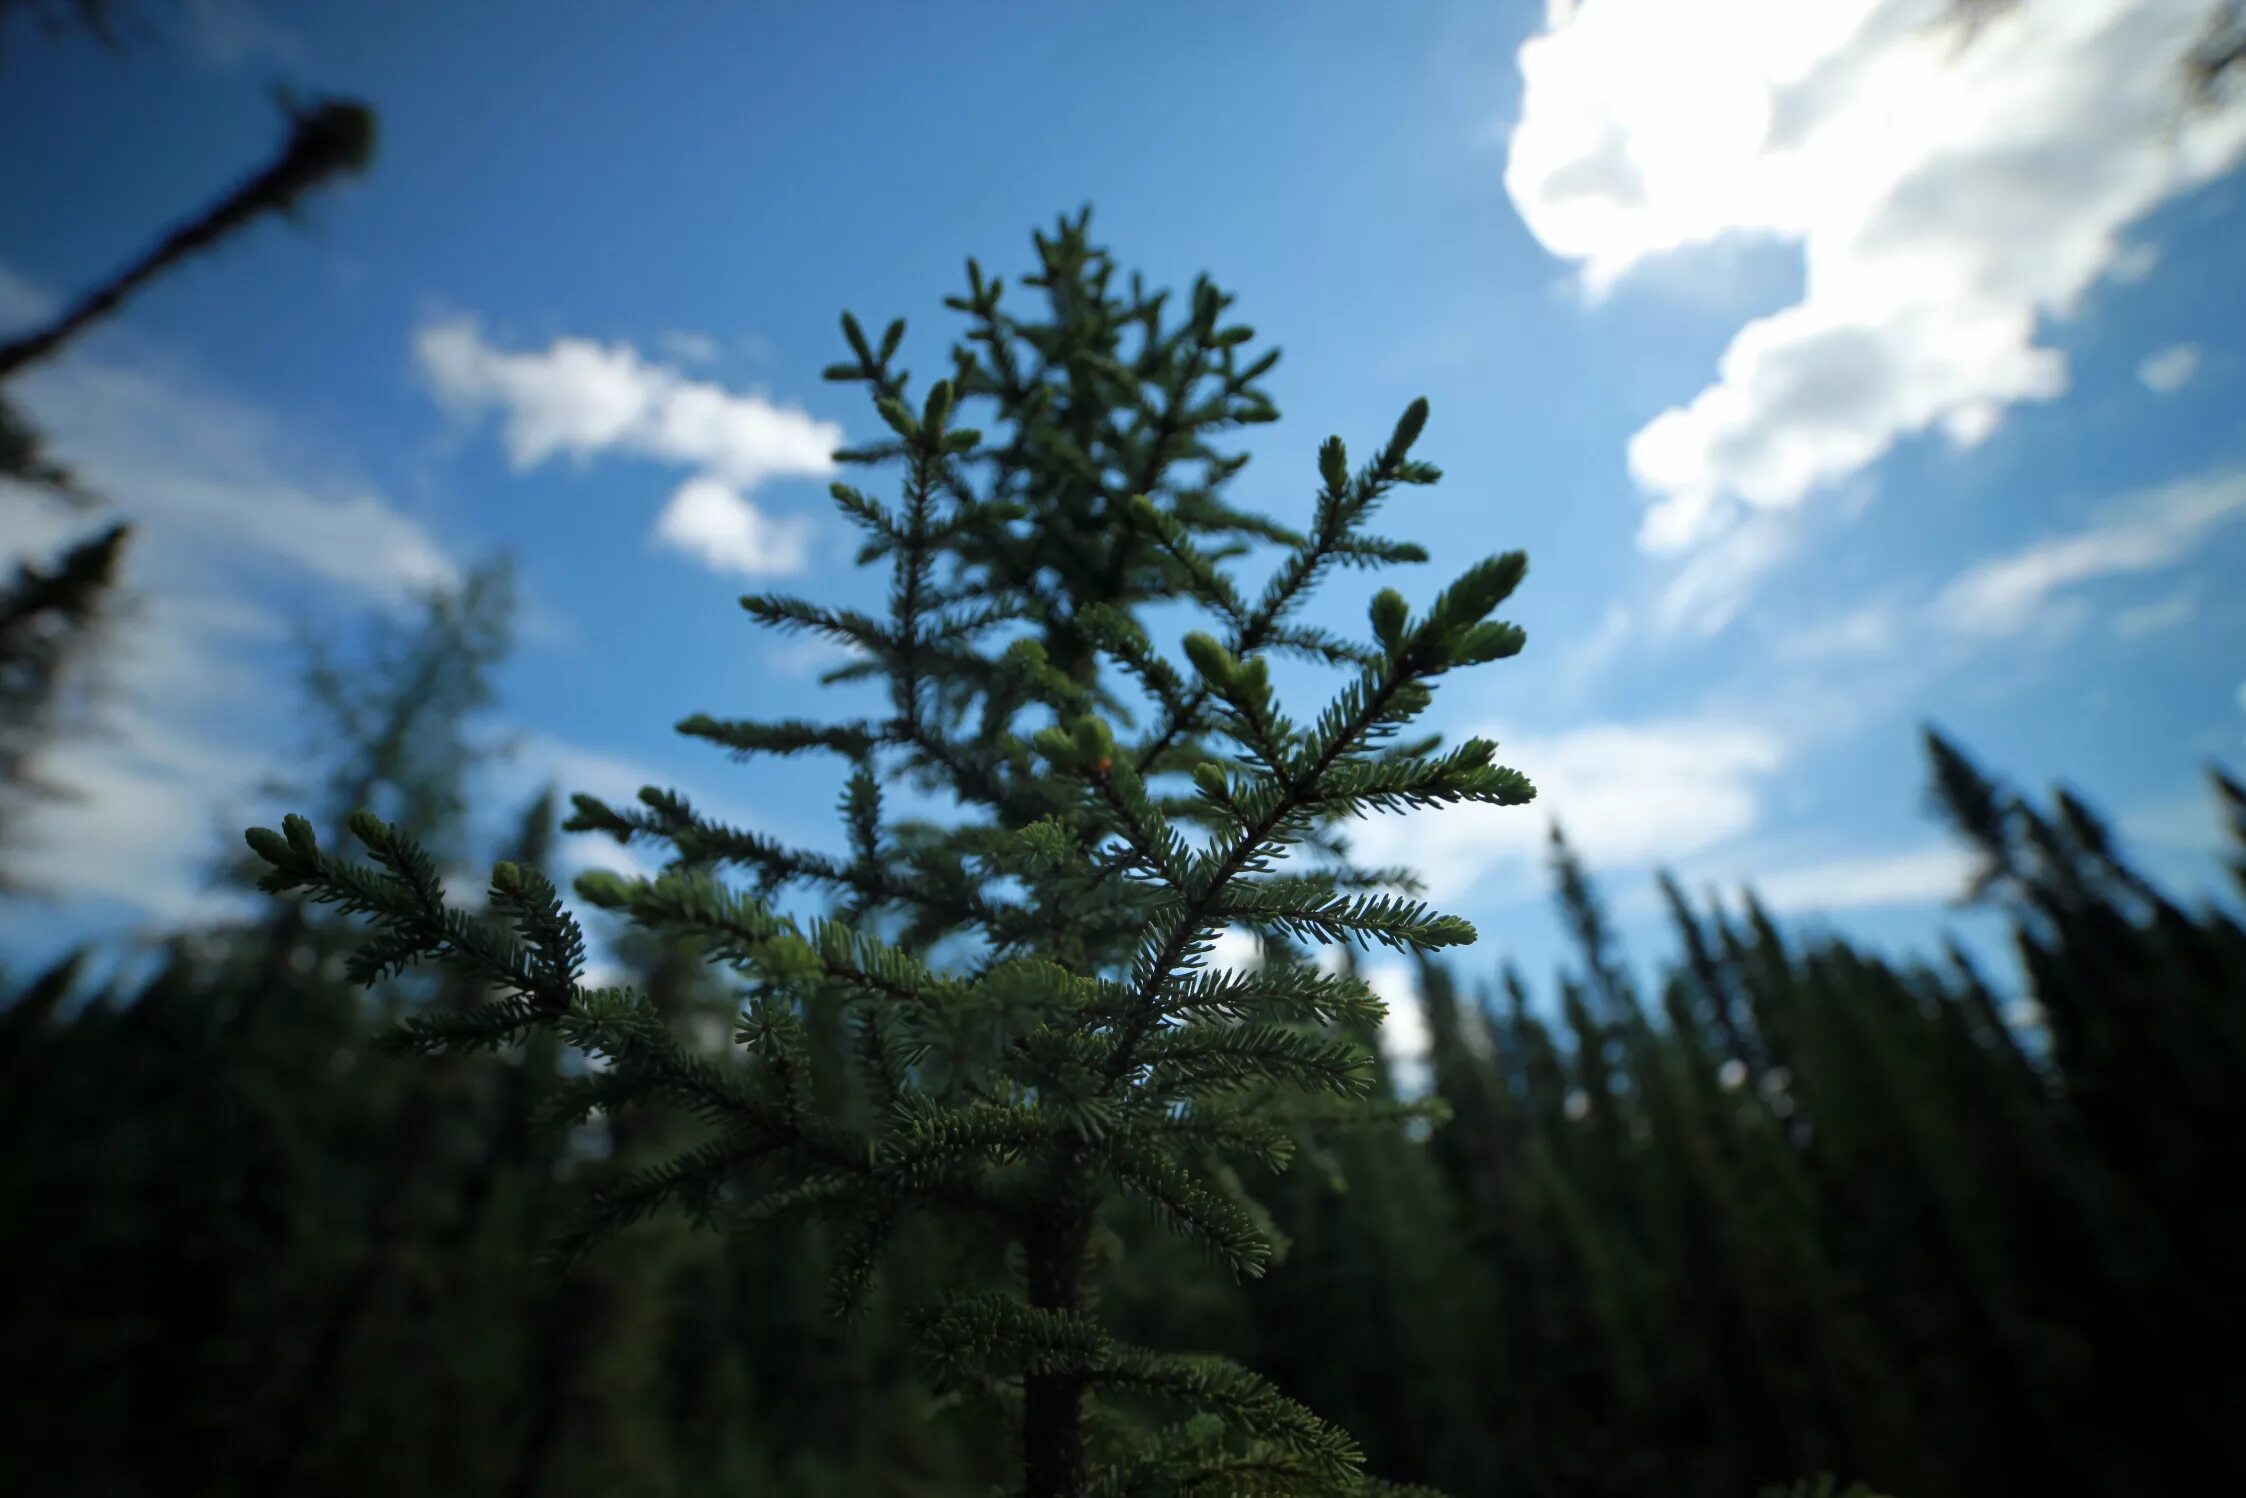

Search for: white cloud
xmin=1543 ymin=600 xmax=1633 ymax=709
xmin=415 ymin=318 xmax=841 ymax=578
xmin=654 ymin=475 xmax=812 ymax=577
xmin=1653 ymin=510 xmax=1800 ymax=636
xmin=1934 ymin=467 xmax=2246 ymax=635
xmin=1751 ymin=842 xmax=1977 ymax=912
xmin=2108 ymin=241 xmax=2163 ymax=282
xmin=1506 ymin=0 xmax=2246 ymax=561
xmin=1361 ymin=958 xmax=1431 ymax=1089
xmin=0 ymin=265 xmax=463 ymax=929
xmin=1348 ymin=717 xmax=1784 ymax=902
xmin=2137 ymin=341 xmax=2204 ymax=392
xmin=8 ymin=590 xmax=292 ymax=927
xmin=3 ymin=361 xmax=457 ymax=607
xmin=1207 ymin=925 xmax=1264 ymax=974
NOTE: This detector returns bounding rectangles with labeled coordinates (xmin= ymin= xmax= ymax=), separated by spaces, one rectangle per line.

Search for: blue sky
xmin=3 ymin=0 xmax=2243 ymax=1048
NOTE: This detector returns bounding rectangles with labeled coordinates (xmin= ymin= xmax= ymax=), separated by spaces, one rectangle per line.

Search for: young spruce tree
xmin=245 ymin=210 xmax=1536 ymax=1498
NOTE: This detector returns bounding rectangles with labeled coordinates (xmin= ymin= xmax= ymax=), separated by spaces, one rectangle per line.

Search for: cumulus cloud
xmin=1507 ymin=0 xmax=2246 ymax=559
xmin=2137 ymin=341 xmax=2205 ymax=392
xmin=1347 ymin=717 xmax=1785 ymax=903
xmin=415 ymin=318 xmax=840 ymax=578
xmin=1934 ymin=466 xmax=2246 ymax=635
xmin=654 ymin=475 xmax=812 ymax=577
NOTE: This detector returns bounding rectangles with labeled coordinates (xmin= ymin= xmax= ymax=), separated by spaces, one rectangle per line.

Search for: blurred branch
xmin=0 ymin=93 xmax=377 ymax=381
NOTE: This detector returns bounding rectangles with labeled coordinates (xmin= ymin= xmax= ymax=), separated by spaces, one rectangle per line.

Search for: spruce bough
xmin=247 ymin=211 xmax=1535 ymax=1498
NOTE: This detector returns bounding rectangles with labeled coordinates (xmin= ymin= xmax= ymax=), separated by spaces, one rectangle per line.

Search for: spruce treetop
xmin=248 ymin=208 xmax=1534 ymax=1498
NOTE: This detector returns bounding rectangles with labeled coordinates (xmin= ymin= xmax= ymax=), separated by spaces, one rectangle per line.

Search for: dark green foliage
xmin=1360 ymin=732 xmax=2246 ymax=1498
xmin=245 ymin=212 xmax=1535 ymax=1497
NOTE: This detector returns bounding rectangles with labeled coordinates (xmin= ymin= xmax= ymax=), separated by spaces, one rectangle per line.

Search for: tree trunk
xmin=1022 ymin=1204 xmax=1092 ymax=1498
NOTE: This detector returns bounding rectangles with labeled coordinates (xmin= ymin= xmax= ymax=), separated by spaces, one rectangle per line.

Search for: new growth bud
xmin=1369 ymin=589 xmax=1410 ymax=654
xmin=1182 ymin=632 xmax=1235 ymax=690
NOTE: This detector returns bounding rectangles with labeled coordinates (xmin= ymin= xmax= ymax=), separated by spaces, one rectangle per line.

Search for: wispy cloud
xmin=180 ymin=0 xmax=303 ymax=69
xmin=2113 ymin=587 xmax=2199 ymax=638
xmin=1543 ymin=600 xmax=1633 ymax=709
xmin=658 ymin=329 xmax=723 ymax=366
xmin=1775 ymin=599 xmax=1900 ymax=660
xmin=1507 ymin=0 xmax=2246 ymax=580
xmin=416 ymin=318 xmax=839 ymax=578
xmin=0 ymin=266 xmax=464 ymax=930
xmin=1750 ymin=842 xmax=1977 ymax=913
xmin=2108 ymin=241 xmax=2162 ymax=283
xmin=764 ymin=632 xmax=871 ymax=681
xmin=1934 ymin=468 xmax=2246 ymax=637
xmin=1653 ymin=510 xmax=1800 ymax=638
xmin=1719 ymin=781 xmax=2237 ymax=917
xmin=2137 ymin=341 xmax=2204 ymax=393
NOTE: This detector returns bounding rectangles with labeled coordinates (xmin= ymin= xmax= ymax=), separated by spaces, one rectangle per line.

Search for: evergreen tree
xmin=1390 ymin=728 xmax=2246 ymax=1498
xmin=245 ymin=209 xmax=1537 ymax=1498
